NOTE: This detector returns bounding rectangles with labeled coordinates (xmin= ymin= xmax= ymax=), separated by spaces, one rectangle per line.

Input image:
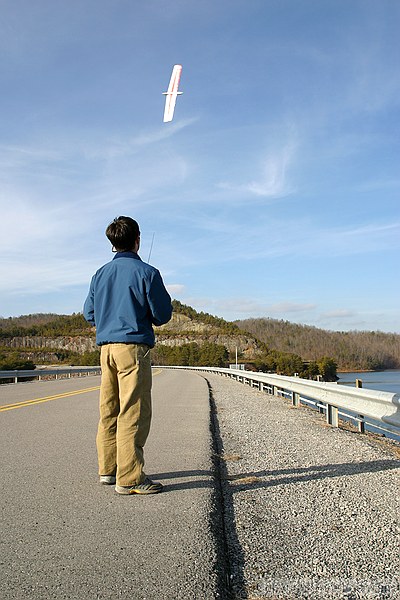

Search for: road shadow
xmin=153 ymin=458 xmax=399 ymax=493
xmin=223 ymin=457 xmax=400 ymax=489
xmin=152 ymin=372 xmax=400 ymax=600
xmin=152 ymin=458 xmax=399 ymax=599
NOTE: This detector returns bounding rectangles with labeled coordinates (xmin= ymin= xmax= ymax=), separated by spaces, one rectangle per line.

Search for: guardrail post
xmin=327 ymin=404 xmax=339 ymax=427
xmin=355 ymin=380 xmax=365 ymax=431
xmin=292 ymin=391 xmax=300 ymax=407
xmin=358 ymin=417 xmax=365 ymax=433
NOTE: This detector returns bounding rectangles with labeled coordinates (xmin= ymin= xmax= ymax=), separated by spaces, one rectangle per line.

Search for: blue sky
xmin=0 ymin=0 xmax=399 ymax=332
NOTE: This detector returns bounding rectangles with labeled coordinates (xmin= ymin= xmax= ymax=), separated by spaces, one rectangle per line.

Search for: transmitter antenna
xmin=147 ymin=232 xmax=155 ymax=263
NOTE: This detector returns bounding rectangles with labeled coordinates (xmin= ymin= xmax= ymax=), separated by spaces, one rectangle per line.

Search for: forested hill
xmin=1 ymin=304 xmax=399 ymax=371
xmin=0 ymin=313 xmax=90 ymax=336
xmin=235 ymin=318 xmax=400 ymax=371
xmin=0 ymin=303 xmax=265 ymax=371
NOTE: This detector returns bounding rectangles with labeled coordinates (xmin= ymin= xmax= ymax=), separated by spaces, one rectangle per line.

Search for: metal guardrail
xmin=161 ymin=366 xmax=400 ymax=438
xmin=0 ymin=367 xmax=101 ymax=383
xmin=2 ymin=364 xmax=399 ymax=439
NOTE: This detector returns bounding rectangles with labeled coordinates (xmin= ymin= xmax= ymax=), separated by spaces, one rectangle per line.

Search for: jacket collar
xmin=113 ymin=251 xmax=141 ymax=261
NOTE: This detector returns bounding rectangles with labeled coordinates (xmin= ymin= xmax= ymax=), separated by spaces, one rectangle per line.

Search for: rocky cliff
xmin=155 ymin=313 xmax=262 ymax=358
xmin=3 ymin=335 xmax=97 ymax=353
xmin=2 ymin=312 xmax=264 ymax=362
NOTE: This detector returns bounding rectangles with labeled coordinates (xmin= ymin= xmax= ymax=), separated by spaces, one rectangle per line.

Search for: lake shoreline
xmin=336 ymin=369 xmax=400 ymax=395
xmin=337 ymin=368 xmax=400 ymax=374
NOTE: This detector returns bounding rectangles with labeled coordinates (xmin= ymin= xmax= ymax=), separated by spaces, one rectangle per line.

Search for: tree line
xmin=0 ymin=350 xmax=36 ymax=371
xmin=0 ymin=348 xmax=100 ymax=371
xmin=5 ymin=304 xmax=388 ymax=378
xmin=152 ymin=342 xmax=229 ymax=367
xmin=0 ymin=313 xmax=92 ymax=338
xmin=235 ymin=318 xmax=400 ymax=371
xmin=152 ymin=343 xmax=337 ymax=380
xmin=253 ymin=352 xmax=337 ymax=381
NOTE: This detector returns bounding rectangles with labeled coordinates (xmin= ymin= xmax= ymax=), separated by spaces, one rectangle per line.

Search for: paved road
xmin=0 ymin=370 xmax=223 ymax=599
xmin=4 ymin=369 xmax=399 ymax=599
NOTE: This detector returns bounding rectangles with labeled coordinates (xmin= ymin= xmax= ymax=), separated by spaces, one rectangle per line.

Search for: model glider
xmin=163 ymin=64 xmax=183 ymax=122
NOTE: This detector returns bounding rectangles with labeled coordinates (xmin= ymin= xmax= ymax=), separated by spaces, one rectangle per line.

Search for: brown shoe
xmin=115 ymin=477 xmax=163 ymax=495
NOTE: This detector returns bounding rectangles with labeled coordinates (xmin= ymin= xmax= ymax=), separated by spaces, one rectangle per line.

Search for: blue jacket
xmin=83 ymin=252 xmax=172 ymax=347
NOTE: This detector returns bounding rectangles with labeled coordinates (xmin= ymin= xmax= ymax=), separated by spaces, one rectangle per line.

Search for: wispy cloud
xmin=354 ymin=178 xmax=400 ymax=192
xmin=321 ymin=309 xmax=356 ymax=319
xmin=268 ymin=302 xmax=316 ymax=314
xmin=0 ymin=255 xmax=97 ymax=294
xmin=346 ymin=29 xmax=400 ymax=114
xmin=131 ymin=118 xmax=198 ymax=148
xmin=166 ymin=284 xmax=185 ymax=296
xmin=0 ymin=127 xmax=195 ymax=299
xmin=0 ymin=143 xmax=62 ymax=165
xmin=174 ymin=292 xmax=398 ymax=333
xmin=248 ymin=219 xmax=400 ymax=260
xmin=171 ymin=215 xmax=400 ymax=268
xmin=180 ymin=296 xmax=317 ymax=319
xmin=218 ymin=141 xmax=296 ymax=199
xmin=0 ymin=124 xmax=194 ymax=240
xmin=81 ymin=118 xmax=199 ymax=161
xmin=0 ymin=116 xmax=196 ymax=166
xmin=145 ymin=213 xmax=400 ymax=281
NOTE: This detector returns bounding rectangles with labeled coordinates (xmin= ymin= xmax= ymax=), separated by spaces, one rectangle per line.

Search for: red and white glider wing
xmin=163 ymin=65 xmax=183 ymax=122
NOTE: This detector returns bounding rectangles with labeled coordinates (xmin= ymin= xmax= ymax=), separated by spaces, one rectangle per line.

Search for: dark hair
xmin=106 ymin=216 xmax=140 ymax=251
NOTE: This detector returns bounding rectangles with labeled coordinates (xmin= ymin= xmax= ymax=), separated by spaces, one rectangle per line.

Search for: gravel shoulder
xmin=205 ymin=374 xmax=400 ymax=600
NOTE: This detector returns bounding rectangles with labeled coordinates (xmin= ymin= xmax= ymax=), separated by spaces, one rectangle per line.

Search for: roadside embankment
xmin=205 ymin=373 xmax=400 ymax=599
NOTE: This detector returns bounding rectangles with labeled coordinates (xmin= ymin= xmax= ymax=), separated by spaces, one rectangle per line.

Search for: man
xmin=83 ymin=216 xmax=172 ymax=495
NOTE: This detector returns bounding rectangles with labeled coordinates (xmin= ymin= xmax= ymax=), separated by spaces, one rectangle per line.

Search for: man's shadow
xmin=153 ymin=458 xmax=399 ymax=599
xmin=153 ymin=458 xmax=399 ymax=492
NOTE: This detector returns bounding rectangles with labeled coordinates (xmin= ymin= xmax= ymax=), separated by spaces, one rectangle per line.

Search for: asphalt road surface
xmin=0 ymin=370 xmax=222 ymax=599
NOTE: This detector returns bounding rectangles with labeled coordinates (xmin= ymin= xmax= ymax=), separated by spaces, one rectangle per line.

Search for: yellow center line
xmin=1 ymin=368 xmax=163 ymax=413
xmin=0 ymin=386 xmax=100 ymax=413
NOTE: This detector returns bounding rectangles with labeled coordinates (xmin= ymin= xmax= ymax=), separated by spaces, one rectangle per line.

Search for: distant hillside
xmin=154 ymin=300 xmax=264 ymax=358
xmin=1 ymin=303 xmax=333 ymax=378
xmin=235 ymin=317 xmax=400 ymax=371
xmin=0 ymin=313 xmax=92 ymax=337
xmin=0 ymin=305 xmax=263 ymax=359
xmin=2 ymin=303 xmax=397 ymax=373
xmin=0 ymin=303 xmax=266 ymax=369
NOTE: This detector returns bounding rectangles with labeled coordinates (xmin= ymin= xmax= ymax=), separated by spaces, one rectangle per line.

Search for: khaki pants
xmin=97 ymin=343 xmax=152 ymax=486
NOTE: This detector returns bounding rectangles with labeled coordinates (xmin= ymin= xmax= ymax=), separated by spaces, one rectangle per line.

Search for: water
xmin=337 ymin=370 xmax=400 ymax=441
xmin=337 ymin=369 xmax=400 ymax=395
